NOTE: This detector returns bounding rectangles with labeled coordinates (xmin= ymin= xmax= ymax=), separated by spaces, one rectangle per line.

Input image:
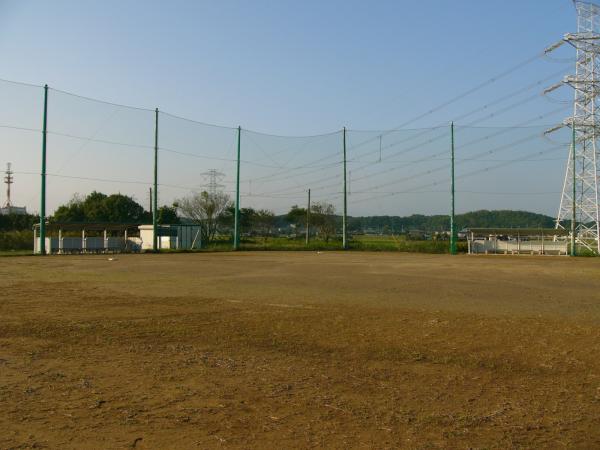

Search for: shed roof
xmin=33 ymin=222 xmax=145 ymax=232
xmin=467 ymin=227 xmax=570 ymax=237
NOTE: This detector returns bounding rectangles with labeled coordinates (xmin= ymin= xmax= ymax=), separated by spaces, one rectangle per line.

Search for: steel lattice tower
xmin=201 ymin=169 xmax=225 ymax=198
xmin=556 ymin=1 xmax=600 ymax=253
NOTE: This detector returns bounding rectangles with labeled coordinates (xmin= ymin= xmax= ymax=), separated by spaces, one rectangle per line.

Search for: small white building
xmin=138 ymin=224 xmax=202 ymax=251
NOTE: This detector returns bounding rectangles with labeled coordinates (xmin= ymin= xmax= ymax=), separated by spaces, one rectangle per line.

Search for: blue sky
xmin=0 ymin=0 xmax=583 ymax=216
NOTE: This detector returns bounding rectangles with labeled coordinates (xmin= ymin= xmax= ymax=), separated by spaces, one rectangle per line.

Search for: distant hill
xmin=346 ymin=210 xmax=555 ymax=233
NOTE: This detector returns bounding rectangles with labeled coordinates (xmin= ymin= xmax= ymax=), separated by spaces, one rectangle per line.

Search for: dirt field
xmin=1 ymin=252 xmax=600 ymax=449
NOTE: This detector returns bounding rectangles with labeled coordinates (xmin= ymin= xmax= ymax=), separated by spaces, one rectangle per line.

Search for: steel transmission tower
xmin=201 ymin=169 xmax=225 ymax=198
xmin=551 ymin=1 xmax=600 ymax=254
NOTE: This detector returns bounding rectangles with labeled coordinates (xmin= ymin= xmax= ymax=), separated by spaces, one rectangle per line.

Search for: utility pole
xmin=342 ymin=127 xmax=348 ymax=249
xmin=306 ymin=188 xmax=311 ymax=245
xmin=3 ymin=163 xmax=13 ymax=210
xmin=153 ymin=108 xmax=159 ymax=252
xmin=40 ymin=84 xmax=48 ymax=255
xmin=234 ymin=126 xmax=241 ymax=250
xmin=450 ymin=122 xmax=457 ymax=255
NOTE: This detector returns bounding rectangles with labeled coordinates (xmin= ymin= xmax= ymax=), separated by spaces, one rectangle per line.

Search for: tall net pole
xmin=450 ymin=122 xmax=457 ymax=255
xmin=556 ymin=1 xmax=600 ymax=254
xmin=153 ymin=108 xmax=159 ymax=251
xmin=342 ymin=127 xmax=348 ymax=249
xmin=40 ymin=84 xmax=48 ymax=255
xmin=306 ymin=188 xmax=311 ymax=246
xmin=234 ymin=126 xmax=241 ymax=250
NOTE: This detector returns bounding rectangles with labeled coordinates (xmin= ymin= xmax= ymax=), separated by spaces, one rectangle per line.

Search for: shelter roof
xmin=33 ymin=222 xmax=145 ymax=232
xmin=466 ymin=227 xmax=570 ymax=237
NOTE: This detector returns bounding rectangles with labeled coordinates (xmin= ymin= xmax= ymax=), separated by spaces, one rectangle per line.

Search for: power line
xmin=0 ymin=78 xmax=43 ymax=88
xmin=252 ymin=106 xmax=569 ymax=197
xmin=0 ymin=46 xmax=573 ymax=215
xmin=0 ymin=124 xmax=41 ymax=133
xmin=240 ymin=74 xmax=570 ymax=190
xmin=345 ymin=133 xmax=555 ymax=195
xmin=342 ymin=51 xmax=564 ymax=156
xmin=0 ymin=46 xmax=569 ymax=139
xmin=347 ymin=143 xmax=566 ymax=205
xmin=42 ymin=129 xmax=301 ymax=169
xmin=347 ymin=97 xmax=568 ymax=175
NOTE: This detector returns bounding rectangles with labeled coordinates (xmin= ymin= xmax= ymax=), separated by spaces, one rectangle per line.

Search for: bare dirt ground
xmin=1 ymin=252 xmax=600 ymax=449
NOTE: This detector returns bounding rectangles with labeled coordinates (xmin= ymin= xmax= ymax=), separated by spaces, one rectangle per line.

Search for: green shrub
xmin=0 ymin=230 xmax=34 ymax=251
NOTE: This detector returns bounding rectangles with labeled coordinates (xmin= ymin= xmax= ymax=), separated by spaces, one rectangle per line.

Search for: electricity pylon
xmin=201 ymin=169 xmax=225 ymax=198
xmin=546 ymin=1 xmax=600 ymax=254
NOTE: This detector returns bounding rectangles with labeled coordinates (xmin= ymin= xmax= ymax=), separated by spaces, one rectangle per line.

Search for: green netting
xmin=341 ymin=125 xmax=569 ymax=224
xmin=44 ymin=88 xmax=155 ymax=215
xmin=157 ymin=112 xmax=238 ymax=207
xmin=0 ymin=80 xmax=44 ymax=211
xmin=453 ymin=125 xmax=568 ymax=216
xmin=0 ymin=77 xmax=573 ymax=248
xmin=238 ymin=129 xmax=344 ymax=240
xmin=345 ymin=127 xmax=450 ymax=217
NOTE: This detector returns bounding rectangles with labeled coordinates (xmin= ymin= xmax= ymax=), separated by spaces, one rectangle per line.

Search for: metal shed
xmin=138 ymin=224 xmax=202 ymax=251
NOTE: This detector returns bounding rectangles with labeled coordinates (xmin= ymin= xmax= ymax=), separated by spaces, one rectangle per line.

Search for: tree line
xmin=43 ymin=191 xmax=342 ymax=245
xmin=2 ymin=191 xmax=557 ymax=243
xmin=346 ymin=210 xmax=556 ymax=233
xmin=176 ymin=191 xmax=338 ymax=245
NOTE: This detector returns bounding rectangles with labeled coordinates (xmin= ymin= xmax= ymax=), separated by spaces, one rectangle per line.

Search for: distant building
xmin=0 ymin=206 xmax=28 ymax=215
